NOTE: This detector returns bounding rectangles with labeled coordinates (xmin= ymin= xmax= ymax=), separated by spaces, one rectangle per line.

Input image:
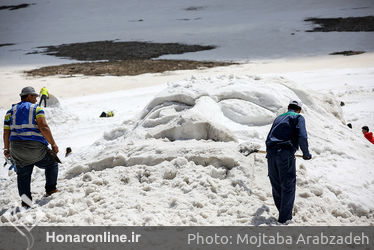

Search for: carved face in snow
xmin=136 ymin=76 xmax=303 ymax=142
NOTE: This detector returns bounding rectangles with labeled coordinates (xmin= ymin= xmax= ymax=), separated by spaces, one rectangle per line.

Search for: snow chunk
xmin=103 ymin=126 xmax=129 ymax=141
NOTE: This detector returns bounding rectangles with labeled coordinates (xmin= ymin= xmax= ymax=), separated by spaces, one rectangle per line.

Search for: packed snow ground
xmin=1 ymin=69 xmax=374 ymax=226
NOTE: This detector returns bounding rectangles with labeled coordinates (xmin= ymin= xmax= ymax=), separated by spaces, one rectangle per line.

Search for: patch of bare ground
xmin=329 ymin=51 xmax=365 ymax=56
xmin=30 ymin=41 xmax=216 ymax=61
xmin=26 ymin=59 xmax=234 ymax=77
xmin=0 ymin=3 xmax=33 ymax=11
xmin=305 ymin=16 xmax=374 ymax=32
xmin=26 ymin=40 xmax=234 ymax=76
xmin=0 ymin=43 xmax=15 ymax=47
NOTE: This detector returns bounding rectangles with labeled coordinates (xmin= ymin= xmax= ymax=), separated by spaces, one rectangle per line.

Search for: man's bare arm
xmin=3 ymin=129 xmax=10 ymax=157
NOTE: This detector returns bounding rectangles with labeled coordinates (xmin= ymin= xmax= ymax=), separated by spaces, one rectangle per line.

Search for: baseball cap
xmin=289 ymin=99 xmax=302 ymax=108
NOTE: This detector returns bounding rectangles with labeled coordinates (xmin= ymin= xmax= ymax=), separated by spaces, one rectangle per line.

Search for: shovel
xmin=240 ymin=147 xmax=303 ymax=158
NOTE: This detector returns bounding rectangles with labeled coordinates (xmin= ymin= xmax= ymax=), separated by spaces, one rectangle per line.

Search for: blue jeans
xmin=267 ymin=148 xmax=296 ymax=223
xmin=16 ymin=152 xmax=58 ymax=201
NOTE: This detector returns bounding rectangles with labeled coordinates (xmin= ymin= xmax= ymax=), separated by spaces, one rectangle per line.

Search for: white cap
xmin=289 ymin=99 xmax=302 ymax=108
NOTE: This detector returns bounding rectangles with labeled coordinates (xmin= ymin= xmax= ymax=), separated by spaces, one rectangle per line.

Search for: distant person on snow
xmin=39 ymin=86 xmax=49 ymax=107
xmin=99 ymin=111 xmax=114 ymax=118
xmin=265 ymin=100 xmax=312 ymax=224
xmin=3 ymin=86 xmax=59 ymax=208
xmin=65 ymin=147 xmax=72 ymax=157
xmin=362 ymin=126 xmax=374 ymax=144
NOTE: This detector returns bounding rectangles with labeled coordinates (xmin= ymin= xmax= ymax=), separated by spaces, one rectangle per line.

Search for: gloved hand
xmin=303 ymin=154 xmax=312 ymax=160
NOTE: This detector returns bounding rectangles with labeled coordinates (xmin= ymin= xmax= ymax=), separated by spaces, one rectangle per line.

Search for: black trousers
xmin=16 ymin=152 xmax=58 ymax=202
xmin=267 ymin=148 xmax=296 ymax=223
xmin=39 ymin=95 xmax=47 ymax=107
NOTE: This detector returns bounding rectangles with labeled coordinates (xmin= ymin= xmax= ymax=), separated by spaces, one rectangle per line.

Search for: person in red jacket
xmin=362 ymin=126 xmax=374 ymax=144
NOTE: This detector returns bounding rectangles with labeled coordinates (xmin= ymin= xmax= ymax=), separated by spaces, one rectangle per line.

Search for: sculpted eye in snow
xmin=219 ymin=99 xmax=275 ymax=126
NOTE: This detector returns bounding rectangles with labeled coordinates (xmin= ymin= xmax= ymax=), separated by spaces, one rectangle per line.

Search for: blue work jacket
xmin=266 ymin=110 xmax=310 ymax=156
xmin=7 ymin=101 xmax=48 ymax=145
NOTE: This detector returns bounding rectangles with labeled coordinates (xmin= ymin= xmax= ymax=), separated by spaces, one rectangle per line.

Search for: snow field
xmin=1 ymin=74 xmax=373 ymax=226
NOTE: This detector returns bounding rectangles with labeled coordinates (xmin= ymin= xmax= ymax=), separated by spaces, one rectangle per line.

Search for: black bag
xmin=47 ymin=148 xmax=61 ymax=163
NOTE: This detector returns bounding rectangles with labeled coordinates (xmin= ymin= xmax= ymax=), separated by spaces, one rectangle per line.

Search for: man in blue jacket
xmin=3 ymin=87 xmax=59 ymax=208
xmin=265 ymin=100 xmax=312 ymax=223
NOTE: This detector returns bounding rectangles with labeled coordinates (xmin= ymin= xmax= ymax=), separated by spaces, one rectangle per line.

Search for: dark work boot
xmin=46 ymin=189 xmax=59 ymax=197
